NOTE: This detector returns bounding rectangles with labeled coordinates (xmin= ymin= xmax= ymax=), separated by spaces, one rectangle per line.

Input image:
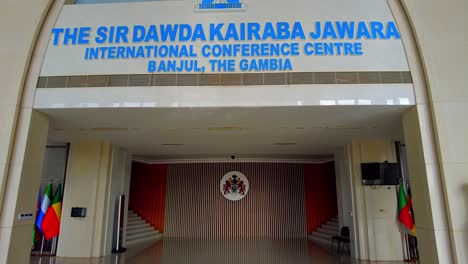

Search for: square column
xmin=0 ymin=111 xmax=49 ymax=264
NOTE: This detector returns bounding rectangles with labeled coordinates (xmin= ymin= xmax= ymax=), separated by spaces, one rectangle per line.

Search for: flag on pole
xmin=42 ymin=184 xmax=62 ymax=240
xmin=398 ymin=182 xmax=416 ymax=234
xmin=32 ymin=187 xmax=42 ymax=247
xmin=36 ymin=183 xmax=53 ymax=233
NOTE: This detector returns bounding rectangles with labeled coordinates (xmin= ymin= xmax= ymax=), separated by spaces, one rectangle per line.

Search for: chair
xmin=331 ymin=226 xmax=350 ymax=255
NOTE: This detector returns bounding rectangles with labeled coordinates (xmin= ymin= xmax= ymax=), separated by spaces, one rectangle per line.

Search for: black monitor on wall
xmin=361 ymin=162 xmax=399 ymax=185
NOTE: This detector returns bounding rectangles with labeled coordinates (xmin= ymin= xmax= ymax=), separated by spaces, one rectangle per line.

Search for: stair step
xmin=126 ymin=233 xmax=162 ymax=247
xmin=128 ymin=219 xmax=146 ymax=225
xmin=317 ymin=227 xmax=339 ymax=236
xmin=322 ymin=224 xmax=339 ymax=231
xmin=127 ymin=226 xmax=155 ymax=235
xmin=127 ymin=216 xmax=142 ymax=221
xmin=127 ymin=222 xmax=151 ymax=230
xmin=127 ymin=230 xmax=160 ymax=241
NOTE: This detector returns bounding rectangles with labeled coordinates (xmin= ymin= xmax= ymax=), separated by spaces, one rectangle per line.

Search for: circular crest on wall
xmin=220 ymin=171 xmax=249 ymax=201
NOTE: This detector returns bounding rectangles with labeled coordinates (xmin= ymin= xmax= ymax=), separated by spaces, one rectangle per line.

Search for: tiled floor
xmin=31 ymin=239 xmax=411 ymax=264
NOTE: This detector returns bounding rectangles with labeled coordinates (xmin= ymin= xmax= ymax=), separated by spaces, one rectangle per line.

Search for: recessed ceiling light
xmin=326 ymin=126 xmax=362 ymax=129
xmin=90 ymin=127 xmax=129 ymax=131
xmin=207 ymin=127 xmax=246 ymax=131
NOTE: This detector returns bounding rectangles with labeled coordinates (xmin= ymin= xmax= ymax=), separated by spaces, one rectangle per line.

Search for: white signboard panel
xmin=40 ymin=0 xmax=409 ymax=76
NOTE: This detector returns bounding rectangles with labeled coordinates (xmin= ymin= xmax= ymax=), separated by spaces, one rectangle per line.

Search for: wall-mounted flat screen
xmin=361 ymin=162 xmax=399 ymax=185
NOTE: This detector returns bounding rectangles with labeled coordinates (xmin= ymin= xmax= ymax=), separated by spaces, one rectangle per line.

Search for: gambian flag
xmin=36 ymin=183 xmax=53 ymax=232
xmin=398 ymin=182 xmax=416 ymax=234
xmin=42 ymin=184 xmax=62 ymax=240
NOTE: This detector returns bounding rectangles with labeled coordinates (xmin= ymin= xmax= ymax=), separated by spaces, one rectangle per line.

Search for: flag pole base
xmin=112 ymin=247 xmax=126 ymax=254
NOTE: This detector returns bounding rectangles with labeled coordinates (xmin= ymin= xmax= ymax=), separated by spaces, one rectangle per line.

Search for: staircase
xmin=308 ymin=216 xmax=339 ymax=248
xmin=126 ymin=210 xmax=162 ymax=247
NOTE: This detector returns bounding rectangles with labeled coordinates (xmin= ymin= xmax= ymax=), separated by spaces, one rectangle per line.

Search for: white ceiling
xmin=41 ymin=105 xmax=409 ymax=161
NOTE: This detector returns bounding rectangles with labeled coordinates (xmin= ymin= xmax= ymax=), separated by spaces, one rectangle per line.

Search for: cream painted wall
xmin=0 ymin=1 xmax=66 ymax=262
xmin=56 ymin=142 xmax=113 ymax=258
xmin=333 ymin=146 xmax=356 ymax=257
xmin=348 ymin=140 xmax=405 ymax=261
xmin=0 ymin=0 xmax=466 ymax=263
xmin=399 ymin=1 xmax=468 ymax=263
xmin=388 ymin=0 xmax=468 ymax=262
xmin=402 ymin=108 xmax=453 ymax=263
xmin=0 ymin=0 xmax=53 ymax=219
xmin=57 ymin=143 xmax=132 ymax=258
xmin=103 ymin=147 xmax=132 ymax=255
xmin=0 ymin=111 xmax=49 ymax=264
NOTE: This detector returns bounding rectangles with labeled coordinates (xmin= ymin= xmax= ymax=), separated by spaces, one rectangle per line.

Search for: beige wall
xmin=334 ymin=146 xmax=356 ymax=256
xmin=0 ymin=0 xmax=53 ymax=218
xmin=0 ymin=1 xmax=65 ymax=262
xmin=389 ymin=0 xmax=468 ymax=262
xmin=348 ymin=140 xmax=405 ymax=261
xmin=104 ymin=147 xmax=132 ymax=254
xmin=56 ymin=142 xmax=132 ymax=258
xmin=0 ymin=0 xmax=466 ymax=262
xmin=57 ymin=142 xmax=112 ymax=258
xmin=0 ymin=111 xmax=49 ymax=264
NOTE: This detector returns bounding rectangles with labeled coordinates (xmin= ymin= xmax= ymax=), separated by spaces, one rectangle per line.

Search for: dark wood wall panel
xmin=129 ymin=162 xmax=338 ymax=238
xmin=164 ymin=163 xmax=307 ymax=238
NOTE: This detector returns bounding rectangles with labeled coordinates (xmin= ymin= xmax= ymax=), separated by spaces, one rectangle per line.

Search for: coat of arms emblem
xmin=220 ymin=171 xmax=249 ymax=201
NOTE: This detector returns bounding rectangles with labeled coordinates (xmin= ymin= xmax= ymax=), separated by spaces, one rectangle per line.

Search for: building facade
xmin=0 ymin=0 xmax=467 ymax=263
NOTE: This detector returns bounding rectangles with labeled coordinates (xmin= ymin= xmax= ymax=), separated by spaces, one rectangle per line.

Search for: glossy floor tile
xmin=31 ymin=239 xmax=411 ymax=264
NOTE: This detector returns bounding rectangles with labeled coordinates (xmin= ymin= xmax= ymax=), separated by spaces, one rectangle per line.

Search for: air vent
xmin=129 ymin=74 xmax=151 ymax=86
xmin=264 ymin=73 xmax=287 ymax=85
xmin=220 ymin=74 xmax=241 ymax=86
xmin=336 ymin=72 xmax=358 ymax=84
xmin=358 ymin=72 xmax=381 ymax=84
xmin=153 ymin=74 xmax=177 ymax=86
xmin=108 ymin=75 xmax=128 ymax=87
xmin=199 ymin=74 xmax=219 ymax=86
xmin=47 ymin=76 xmax=67 ymax=88
xmin=242 ymin=73 xmax=263 ymax=85
xmin=314 ymin=72 xmax=336 ymax=84
xmin=177 ymin=74 xmax=198 ymax=86
xmin=291 ymin=72 xmax=314 ymax=84
xmin=68 ymin=76 xmax=87 ymax=87
xmin=273 ymin=142 xmax=297 ymax=146
xmin=380 ymin=72 xmax=403 ymax=83
xmin=161 ymin=143 xmax=185 ymax=146
xmin=37 ymin=71 xmax=413 ymax=88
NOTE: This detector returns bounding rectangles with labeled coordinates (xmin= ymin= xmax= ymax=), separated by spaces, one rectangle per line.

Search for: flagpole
xmin=40 ymin=236 xmax=45 ymax=255
xmin=51 ymin=237 xmax=56 ymax=255
xmin=395 ymin=141 xmax=410 ymax=261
